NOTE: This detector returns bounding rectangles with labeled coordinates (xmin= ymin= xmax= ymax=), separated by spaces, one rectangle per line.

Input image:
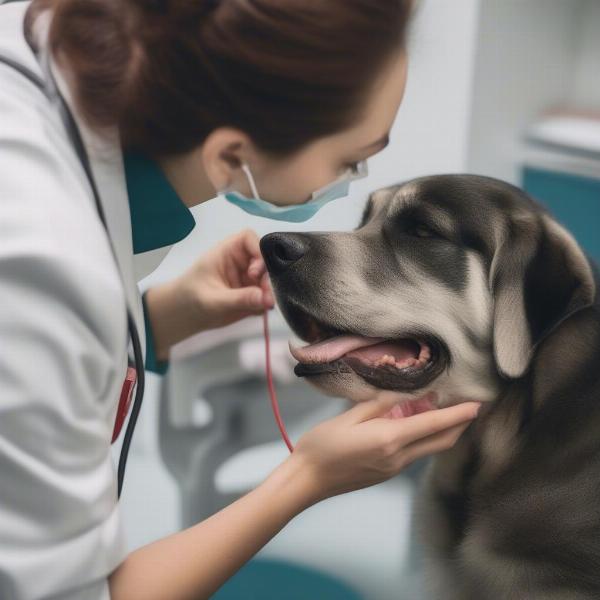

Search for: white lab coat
xmin=0 ymin=2 xmax=173 ymax=598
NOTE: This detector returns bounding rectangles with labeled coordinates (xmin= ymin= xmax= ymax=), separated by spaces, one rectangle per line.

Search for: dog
xmin=259 ymin=174 xmax=600 ymax=599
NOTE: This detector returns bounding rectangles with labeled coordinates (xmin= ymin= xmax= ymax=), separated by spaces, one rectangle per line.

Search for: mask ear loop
xmin=308 ymin=160 xmax=369 ymax=201
xmin=241 ymin=162 xmax=261 ymax=199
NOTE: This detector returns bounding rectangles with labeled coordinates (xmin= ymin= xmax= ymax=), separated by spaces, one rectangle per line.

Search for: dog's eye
xmin=411 ymin=224 xmax=440 ymax=239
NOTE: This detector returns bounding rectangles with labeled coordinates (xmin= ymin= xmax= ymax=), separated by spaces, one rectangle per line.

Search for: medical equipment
xmin=0 ymin=51 xmax=145 ymax=499
xmin=263 ymin=311 xmax=294 ymax=452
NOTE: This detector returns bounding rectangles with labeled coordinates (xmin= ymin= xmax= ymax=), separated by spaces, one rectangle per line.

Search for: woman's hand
xmin=180 ymin=228 xmax=275 ymax=331
xmin=144 ymin=229 xmax=274 ymax=361
xmin=287 ymin=392 xmax=482 ymax=507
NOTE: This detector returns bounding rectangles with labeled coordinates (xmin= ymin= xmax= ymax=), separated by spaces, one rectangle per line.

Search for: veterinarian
xmin=0 ymin=1 xmax=482 ymax=598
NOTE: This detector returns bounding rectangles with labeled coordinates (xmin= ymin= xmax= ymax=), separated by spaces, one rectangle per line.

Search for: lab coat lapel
xmin=76 ymin=126 xmax=147 ymax=363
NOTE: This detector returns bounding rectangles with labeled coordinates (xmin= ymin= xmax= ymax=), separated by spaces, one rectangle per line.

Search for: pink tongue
xmin=289 ymin=334 xmax=418 ymax=365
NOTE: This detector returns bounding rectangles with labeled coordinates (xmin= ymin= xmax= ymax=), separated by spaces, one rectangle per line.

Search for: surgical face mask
xmin=220 ymin=160 xmax=368 ymax=222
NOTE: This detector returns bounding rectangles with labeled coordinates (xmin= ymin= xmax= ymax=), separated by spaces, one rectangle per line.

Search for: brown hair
xmin=26 ymin=0 xmax=413 ymax=159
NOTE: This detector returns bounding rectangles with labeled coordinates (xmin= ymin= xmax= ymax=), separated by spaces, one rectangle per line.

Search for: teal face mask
xmin=221 ymin=160 xmax=368 ymax=222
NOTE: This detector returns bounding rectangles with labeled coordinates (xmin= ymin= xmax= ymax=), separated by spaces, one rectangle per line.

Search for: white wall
xmin=466 ymin=0 xmax=584 ymax=183
xmin=572 ymin=0 xmax=600 ymax=109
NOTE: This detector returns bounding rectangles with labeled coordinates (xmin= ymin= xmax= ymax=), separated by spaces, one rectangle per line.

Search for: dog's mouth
xmin=287 ymin=312 xmax=448 ymax=392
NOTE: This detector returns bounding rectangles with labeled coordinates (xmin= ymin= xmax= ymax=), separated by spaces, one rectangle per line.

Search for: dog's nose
xmin=260 ymin=233 xmax=309 ymax=274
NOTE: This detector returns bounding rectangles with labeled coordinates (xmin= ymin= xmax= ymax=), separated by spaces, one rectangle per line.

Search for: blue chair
xmin=211 ymin=558 xmax=364 ymax=600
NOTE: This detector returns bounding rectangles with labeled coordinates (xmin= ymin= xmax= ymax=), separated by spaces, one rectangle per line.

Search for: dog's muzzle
xmin=260 ymin=232 xmax=449 ymax=392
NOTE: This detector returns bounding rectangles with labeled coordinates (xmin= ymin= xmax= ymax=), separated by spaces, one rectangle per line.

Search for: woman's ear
xmin=490 ymin=213 xmax=595 ymax=379
xmin=201 ymin=127 xmax=253 ymax=194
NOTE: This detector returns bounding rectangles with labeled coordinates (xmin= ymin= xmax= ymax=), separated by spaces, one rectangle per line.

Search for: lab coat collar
xmin=124 ymin=152 xmax=196 ymax=255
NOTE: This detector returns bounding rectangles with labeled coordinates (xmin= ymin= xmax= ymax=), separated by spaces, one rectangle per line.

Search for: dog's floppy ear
xmin=490 ymin=213 xmax=596 ymax=379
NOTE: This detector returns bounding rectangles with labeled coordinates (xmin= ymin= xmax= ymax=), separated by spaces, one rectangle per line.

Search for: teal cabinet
xmin=522 ymin=166 xmax=600 ymax=263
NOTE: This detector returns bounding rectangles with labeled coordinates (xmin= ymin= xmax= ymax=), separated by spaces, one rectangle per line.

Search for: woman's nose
xmin=260 ymin=233 xmax=310 ymax=275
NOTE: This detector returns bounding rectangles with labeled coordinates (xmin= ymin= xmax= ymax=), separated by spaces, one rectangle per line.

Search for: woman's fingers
xmin=248 ymin=257 xmax=265 ymax=280
xmin=344 ymin=392 xmax=410 ymax=424
xmin=237 ymin=230 xmax=270 ymax=289
xmin=354 ymin=399 xmax=481 ymax=452
xmin=217 ymin=229 xmax=266 ymax=289
xmin=225 ymin=234 xmax=254 ymax=282
xmin=240 ymin=228 xmax=262 ymax=260
xmin=381 ymin=401 xmax=481 ymax=446
xmin=224 ymin=230 xmax=273 ymax=308
xmin=260 ymin=272 xmax=275 ymax=306
xmin=239 ymin=228 xmax=273 ymax=303
xmin=239 ymin=229 xmax=264 ymax=275
xmin=398 ymin=421 xmax=472 ymax=466
xmin=225 ymin=257 xmax=243 ymax=288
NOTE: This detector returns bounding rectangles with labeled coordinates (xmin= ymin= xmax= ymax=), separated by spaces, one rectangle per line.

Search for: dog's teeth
xmin=403 ymin=358 xmax=418 ymax=368
xmin=374 ymin=354 xmax=397 ymax=367
xmin=418 ymin=342 xmax=432 ymax=361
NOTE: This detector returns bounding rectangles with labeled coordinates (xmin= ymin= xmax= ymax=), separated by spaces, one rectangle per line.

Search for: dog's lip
xmin=292 ymin=345 xmax=436 ymax=376
xmin=289 ymin=335 xmax=431 ymax=373
xmin=293 ymin=350 xmax=445 ymax=393
xmin=282 ymin=303 xmax=448 ymax=391
xmin=292 ymin=334 xmax=439 ymax=373
xmin=291 ymin=331 xmax=447 ymax=392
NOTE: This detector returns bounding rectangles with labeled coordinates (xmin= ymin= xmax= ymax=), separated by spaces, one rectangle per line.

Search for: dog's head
xmin=260 ymin=175 xmax=596 ymax=409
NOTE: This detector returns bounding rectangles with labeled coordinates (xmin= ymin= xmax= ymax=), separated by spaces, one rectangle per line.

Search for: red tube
xmin=263 ymin=310 xmax=294 ymax=453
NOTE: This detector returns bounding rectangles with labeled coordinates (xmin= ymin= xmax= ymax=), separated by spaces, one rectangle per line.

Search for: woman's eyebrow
xmin=359 ymin=133 xmax=390 ymax=152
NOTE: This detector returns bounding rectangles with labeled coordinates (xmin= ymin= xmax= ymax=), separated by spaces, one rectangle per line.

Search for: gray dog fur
xmin=260 ymin=174 xmax=600 ymax=599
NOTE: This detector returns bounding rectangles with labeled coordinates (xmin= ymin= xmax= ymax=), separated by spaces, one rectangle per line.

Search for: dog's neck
xmin=430 ymin=301 xmax=600 ymax=498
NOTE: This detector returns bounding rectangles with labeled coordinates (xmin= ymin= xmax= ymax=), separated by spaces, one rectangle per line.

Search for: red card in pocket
xmin=112 ymin=365 xmax=137 ymax=444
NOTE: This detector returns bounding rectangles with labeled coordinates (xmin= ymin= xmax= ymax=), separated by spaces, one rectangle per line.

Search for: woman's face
xmin=193 ymin=50 xmax=409 ymax=208
xmin=238 ymin=51 xmax=409 ymax=206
